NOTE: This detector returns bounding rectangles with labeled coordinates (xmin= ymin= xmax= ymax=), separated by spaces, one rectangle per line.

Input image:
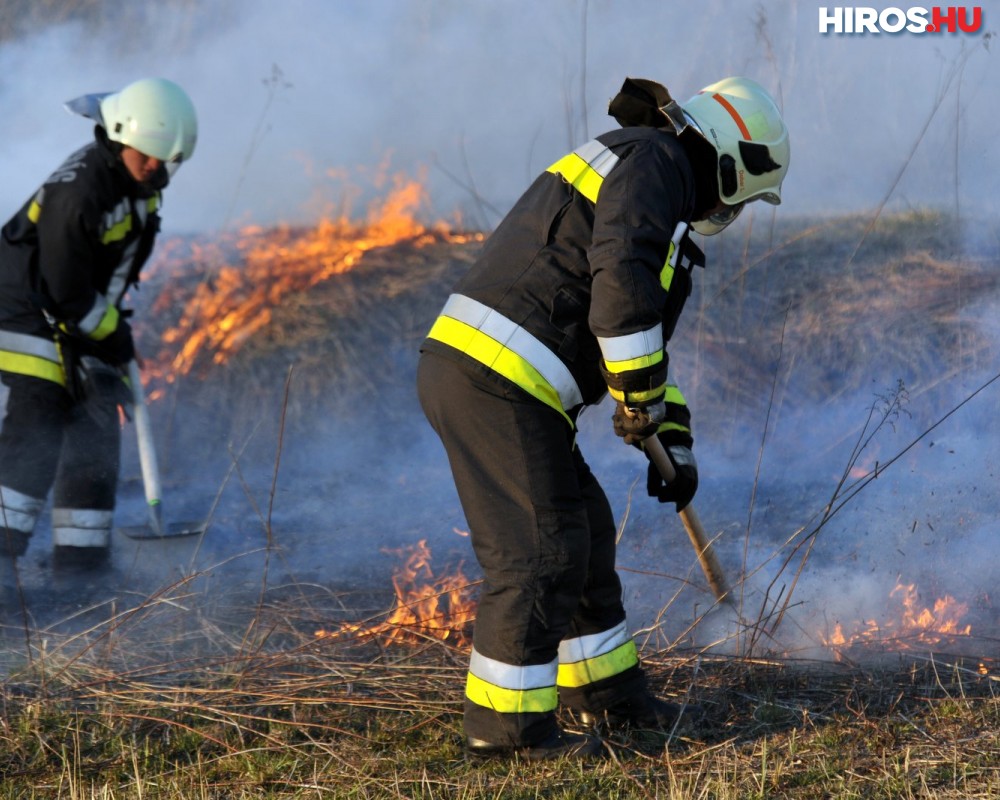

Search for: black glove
xmin=96 ymin=319 xmax=135 ymax=366
xmin=76 ymin=356 xmax=133 ymax=428
xmin=612 ymin=400 xmax=666 ymax=445
xmin=646 ymin=439 xmax=698 ymax=512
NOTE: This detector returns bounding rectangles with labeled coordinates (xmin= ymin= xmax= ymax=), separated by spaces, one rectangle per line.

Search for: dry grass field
xmin=2 ymin=206 xmax=999 ymax=797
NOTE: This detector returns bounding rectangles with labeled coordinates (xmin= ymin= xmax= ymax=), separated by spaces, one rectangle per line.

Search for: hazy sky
xmin=0 ymin=0 xmax=996 ymax=235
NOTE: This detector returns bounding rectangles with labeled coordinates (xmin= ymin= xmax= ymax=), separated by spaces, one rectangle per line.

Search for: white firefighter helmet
xmin=67 ymin=78 xmax=197 ymax=174
xmin=682 ymin=76 xmax=789 ymax=235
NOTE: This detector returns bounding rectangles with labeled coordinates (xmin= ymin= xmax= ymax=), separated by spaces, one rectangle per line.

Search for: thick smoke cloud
xmin=1 ymin=1 xmax=996 ymax=234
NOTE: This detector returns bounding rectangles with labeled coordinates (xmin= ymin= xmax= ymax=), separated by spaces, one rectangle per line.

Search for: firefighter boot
xmin=578 ymin=694 xmax=704 ymax=733
xmin=466 ymin=728 xmax=604 ymax=761
xmin=53 ymin=545 xmax=111 ymax=572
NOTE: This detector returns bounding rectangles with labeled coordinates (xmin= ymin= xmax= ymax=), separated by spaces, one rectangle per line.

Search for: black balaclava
xmin=608 ymin=77 xmax=721 ymax=220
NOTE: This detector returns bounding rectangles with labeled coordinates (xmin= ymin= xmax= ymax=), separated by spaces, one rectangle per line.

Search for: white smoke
xmin=1 ymin=1 xmax=996 ymax=234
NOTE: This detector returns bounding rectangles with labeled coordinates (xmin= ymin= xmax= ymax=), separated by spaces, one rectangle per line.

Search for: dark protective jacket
xmin=0 ymin=129 xmax=161 ymax=387
xmin=422 ymin=125 xmax=704 ymax=434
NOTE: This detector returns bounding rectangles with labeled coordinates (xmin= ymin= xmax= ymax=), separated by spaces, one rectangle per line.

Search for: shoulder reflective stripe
xmin=428 ymin=294 xmax=583 ymax=421
xmin=598 ymin=326 xmax=664 ymax=374
xmin=660 ymin=222 xmax=689 ymax=292
xmin=546 ymin=139 xmax=619 ymax=204
xmin=0 ymin=331 xmax=66 ymax=385
xmin=557 ymin=621 xmax=639 ymax=689
xmin=27 ymin=199 xmax=42 ymax=224
xmin=466 ymin=647 xmax=559 ymax=713
xmin=0 ymin=485 xmax=45 ymax=534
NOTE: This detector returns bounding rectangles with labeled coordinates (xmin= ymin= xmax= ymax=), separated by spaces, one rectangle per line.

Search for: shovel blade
xmin=117 ymin=521 xmax=208 ymax=540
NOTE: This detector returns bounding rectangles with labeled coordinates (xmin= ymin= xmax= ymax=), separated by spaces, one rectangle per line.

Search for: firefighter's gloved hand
xmin=647 ymin=442 xmax=698 ymax=512
xmin=612 ymin=401 xmax=666 ymax=445
xmin=97 ymin=320 xmax=135 ymax=366
xmin=76 ymin=356 xmax=132 ymax=428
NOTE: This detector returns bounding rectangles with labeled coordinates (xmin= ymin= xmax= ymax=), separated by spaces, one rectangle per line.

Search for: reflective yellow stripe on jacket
xmin=546 ymin=139 xmax=620 ymax=203
xmin=557 ymin=620 xmax=639 ymax=688
xmin=426 ymin=293 xmax=583 ymax=426
xmin=660 ymin=221 xmax=690 ymax=293
xmin=0 ymin=331 xmax=66 ymax=386
xmin=466 ymin=647 xmax=559 ymax=714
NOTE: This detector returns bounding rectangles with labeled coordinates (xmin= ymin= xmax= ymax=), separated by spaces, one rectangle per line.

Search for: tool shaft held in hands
xmin=127 ymin=360 xmax=165 ymax=537
xmin=644 ymin=435 xmax=732 ymax=604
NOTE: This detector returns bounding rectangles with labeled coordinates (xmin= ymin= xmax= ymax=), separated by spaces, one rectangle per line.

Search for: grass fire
xmin=2 ymin=189 xmax=1000 ymax=794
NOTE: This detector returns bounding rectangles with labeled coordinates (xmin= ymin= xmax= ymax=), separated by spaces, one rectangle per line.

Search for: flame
xmin=144 ymin=174 xmax=483 ymax=385
xmin=316 ymin=539 xmax=478 ymax=645
xmin=822 ymin=579 xmax=972 ymax=654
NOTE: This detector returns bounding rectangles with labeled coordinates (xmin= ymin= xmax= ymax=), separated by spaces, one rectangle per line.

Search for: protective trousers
xmin=0 ymin=373 xmax=120 ymax=558
xmin=417 ymin=352 xmax=646 ymax=746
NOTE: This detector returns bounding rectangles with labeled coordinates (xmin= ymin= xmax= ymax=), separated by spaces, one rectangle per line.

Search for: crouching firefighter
xmin=0 ymin=78 xmax=197 ymax=579
xmin=418 ymin=76 xmax=790 ymax=759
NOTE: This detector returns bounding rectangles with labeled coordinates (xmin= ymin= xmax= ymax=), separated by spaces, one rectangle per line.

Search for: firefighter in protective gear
xmin=418 ymin=76 xmax=788 ymax=759
xmin=0 ymin=77 xmax=197 ymax=577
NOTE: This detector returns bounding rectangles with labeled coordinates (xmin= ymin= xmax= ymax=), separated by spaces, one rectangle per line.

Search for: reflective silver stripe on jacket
xmin=596 ymin=326 xmax=664 ymax=366
xmin=106 ymin=199 xmax=149 ymax=306
xmin=77 ymin=293 xmax=111 ymax=337
xmin=546 ymin=139 xmax=621 ymax=204
xmin=51 ymin=507 xmax=113 ymax=548
xmin=0 ymin=330 xmax=60 ymax=362
xmin=573 ymin=138 xmax=620 ymax=178
xmin=440 ymin=294 xmax=584 ymax=411
xmin=0 ymin=485 xmax=45 ymax=534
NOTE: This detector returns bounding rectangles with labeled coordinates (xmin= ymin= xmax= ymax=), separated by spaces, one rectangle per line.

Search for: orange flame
xmin=822 ymin=579 xmax=972 ymax=654
xmin=144 ymin=175 xmax=482 ymax=385
xmin=316 ymin=539 xmax=478 ymax=646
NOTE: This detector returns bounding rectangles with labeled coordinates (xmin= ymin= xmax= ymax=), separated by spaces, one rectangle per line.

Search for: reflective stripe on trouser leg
xmin=418 ymin=352 xmax=626 ymax=745
xmin=557 ymin=620 xmax=639 ymax=688
xmin=555 ymin=460 xmax=648 ymax=712
xmin=52 ymin=396 xmax=121 ymax=544
xmin=466 ymin=648 xmax=558 ymax=715
xmin=52 ymin=508 xmax=113 ymax=548
xmin=1 ymin=484 xmax=45 ymax=557
xmin=0 ymin=485 xmax=45 ymax=535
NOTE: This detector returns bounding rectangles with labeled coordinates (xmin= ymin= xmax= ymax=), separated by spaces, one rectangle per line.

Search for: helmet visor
xmin=692 ymin=202 xmax=744 ymax=236
xmin=165 ymin=153 xmax=185 ymax=178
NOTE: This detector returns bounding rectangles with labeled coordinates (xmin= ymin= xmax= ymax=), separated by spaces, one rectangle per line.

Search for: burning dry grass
xmin=1 ymin=589 xmax=999 ymax=798
xmin=2 ymin=207 xmax=999 ymax=794
xmin=130 ymin=207 xmax=1000 ymax=463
